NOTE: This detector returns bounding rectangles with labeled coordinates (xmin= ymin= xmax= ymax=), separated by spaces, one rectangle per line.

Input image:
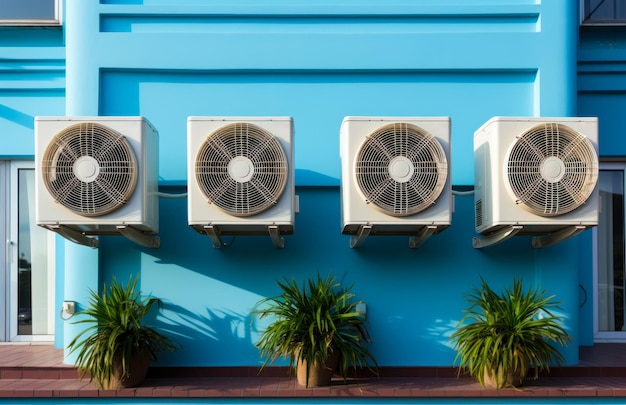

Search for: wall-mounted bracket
xmin=203 ymin=225 xmax=225 ymax=249
xmin=116 ymin=226 xmax=160 ymax=248
xmin=409 ymin=225 xmax=438 ymax=249
xmin=350 ymin=225 xmax=372 ymax=249
xmin=531 ymin=225 xmax=588 ymax=249
xmin=268 ymin=225 xmax=285 ymax=249
xmin=202 ymin=225 xmax=286 ymax=249
xmin=473 ymin=225 xmax=523 ymax=249
xmin=49 ymin=225 xmax=98 ymax=248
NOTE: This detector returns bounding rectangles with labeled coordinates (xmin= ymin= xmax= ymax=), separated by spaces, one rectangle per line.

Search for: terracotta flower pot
xmin=296 ymin=350 xmax=340 ymax=387
xmin=483 ymin=356 xmax=530 ymax=389
xmin=103 ymin=348 xmax=152 ymax=390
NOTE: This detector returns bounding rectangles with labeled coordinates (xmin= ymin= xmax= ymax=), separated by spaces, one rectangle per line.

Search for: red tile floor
xmin=1 ymin=343 xmax=626 ymax=399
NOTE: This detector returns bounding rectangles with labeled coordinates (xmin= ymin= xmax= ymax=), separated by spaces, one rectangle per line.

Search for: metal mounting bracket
xmin=49 ymin=225 xmax=98 ymax=248
xmin=473 ymin=225 xmax=523 ymax=249
xmin=204 ymin=226 xmax=225 ymax=249
xmin=409 ymin=225 xmax=438 ymax=249
xmin=350 ymin=225 xmax=372 ymax=249
xmin=268 ymin=225 xmax=285 ymax=249
xmin=116 ymin=226 xmax=160 ymax=248
xmin=531 ymin=225 xmax=588 ymax=249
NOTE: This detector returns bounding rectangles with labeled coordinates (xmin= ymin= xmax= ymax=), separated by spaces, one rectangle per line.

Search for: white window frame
xmin=0 ymin=0 xmax=60 ymax=26
xmin=0 ymin=161 xmax=8 ymax=341
xmin=594 ymin=161 xmax=626 ymax=342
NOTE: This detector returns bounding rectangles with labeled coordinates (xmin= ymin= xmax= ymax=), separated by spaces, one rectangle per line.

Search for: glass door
xmin=3 ymin=161 xmax=55 ymax=342
xmin=595 ymin=162 xmax=626 ymax=341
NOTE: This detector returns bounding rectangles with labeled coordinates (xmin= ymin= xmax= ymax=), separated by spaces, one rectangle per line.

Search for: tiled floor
xmin=2 ymin=343 xmax=626 ymax=398
xmin=0 ymin=343 xmax=67 ymax=368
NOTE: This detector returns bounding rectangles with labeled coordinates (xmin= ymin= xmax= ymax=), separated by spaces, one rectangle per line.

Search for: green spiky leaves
xmin=450 ymin=278 xmax=570 ymax=389
xmin=252 ymin=273 xmax=377 ymax=385
xmin=67 ymin=275 xmax=177 ymax=389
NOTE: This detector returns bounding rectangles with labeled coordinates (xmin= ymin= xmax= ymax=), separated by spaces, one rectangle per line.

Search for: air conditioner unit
xmin=35 ymin=117 xmax=159 ymax=248
xmin=187 ymin=117 xmax=294 ymax=249
xmin=473 ymin=117 xmax=599 ymax=248
xmin=340 ymin=116 xmax=452 ymax=248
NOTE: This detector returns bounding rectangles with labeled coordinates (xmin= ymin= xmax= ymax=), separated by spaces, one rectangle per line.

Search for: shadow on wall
xmin=425 ymin=318 xmax=461 ymax=354
xmin=295 ymin=168 xmax=339 ymax=186
xmin=97 ymin=180 xmax=581 ymax=367
xmin=0 ymin=104 xmax=34 ymax=129
xmin=152 ymin=302 xmax=258 ymax=366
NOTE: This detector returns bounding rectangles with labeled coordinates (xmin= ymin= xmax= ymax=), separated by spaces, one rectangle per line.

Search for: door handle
xmin=6 ymin=240 xmax=15 ymax=264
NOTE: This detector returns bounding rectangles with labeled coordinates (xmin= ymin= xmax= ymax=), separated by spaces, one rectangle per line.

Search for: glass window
xmin=0 ymin=0 xmax=57 ymax=24
xmin=582 ymin=0 xmax=626 ymax=25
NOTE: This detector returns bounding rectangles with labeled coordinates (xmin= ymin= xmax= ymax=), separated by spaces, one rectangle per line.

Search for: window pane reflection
xmin=583 ymin=0 xmax=626 ymax=23
xmin=0 ymin=0 xmax=55 ymax=20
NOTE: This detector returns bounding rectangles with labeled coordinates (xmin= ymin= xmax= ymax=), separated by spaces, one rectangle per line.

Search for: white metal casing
xmin=340 ymin=116 xmax=452 ymax=235
xmin=187 ymin=116 xmax=295 ymax=235
xmin=474 ymin=116 xmax=599 ymax=235
xmin=35 ymin=116 xmax=159 ymax=234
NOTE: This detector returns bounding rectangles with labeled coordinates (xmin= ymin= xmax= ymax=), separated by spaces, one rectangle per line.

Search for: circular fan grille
xmin=195 ymin=122 xmax=288 ymax=217
xmin=355 ymin=122 xmax=448 ymax=216
xmin=507 ymin=123 xmax=598 ymax=216
xmin=41 ymin=122 xmax=138 ymax=217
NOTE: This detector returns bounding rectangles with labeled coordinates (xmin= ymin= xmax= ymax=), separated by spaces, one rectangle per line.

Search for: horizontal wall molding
xmin=98 ymin=2 xmax=541 ymax=33
xmin=0 ymin=60 xmax=64 ymax=71
xmin=578 ymin=61 xmax=626 ymax=74
xmin=101 ymin=67 xmax=538 ymax=78
xmin=578 ymin=61 xmax=626 ymax=92
xmin=98 ymin=3 xmax=540 ymax=18
xmin=0 ymin=73 xmax=65 ymax=91
xmin=100 ymin=14 xmax=539 ymax=34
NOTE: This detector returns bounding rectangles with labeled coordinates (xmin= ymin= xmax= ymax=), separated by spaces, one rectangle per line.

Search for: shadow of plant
xmin=153 ymin=302 xmax=259 ymax=366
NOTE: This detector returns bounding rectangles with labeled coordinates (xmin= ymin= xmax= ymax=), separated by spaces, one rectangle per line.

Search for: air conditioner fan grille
xmin=195 ymin=122 xmax=288 ymax=217
xmin=355 ymin=122 xmax=448 ymax=216
xmin=41 ymin=122 xmax=138 ymax=217
xmin=507 ymin=123 xmax=598 ymax=216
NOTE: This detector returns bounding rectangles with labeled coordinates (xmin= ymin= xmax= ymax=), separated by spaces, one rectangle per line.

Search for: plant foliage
xmin=67 ymin=275 xmax=177 ymax=389
xmin=450 ymin=278 xmax=570 ymax=388
xmin=252 ymin=273 xmax=377 ymax=385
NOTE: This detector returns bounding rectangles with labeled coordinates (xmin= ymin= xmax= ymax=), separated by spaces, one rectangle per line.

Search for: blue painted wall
xmin=3 ymin=0 xmax=596 ymax=368
xmin=578 ymin=28 xmax=626 ymax=157
xmin=0 ymin=25 xmax=65 ymax=346
xmin=577 ymin=26 xmax=626 ymax=345
xmin=96 ymin=187 xmax=582 ymax=367
xmin=0 ymin=27 xmax=65 ymax=157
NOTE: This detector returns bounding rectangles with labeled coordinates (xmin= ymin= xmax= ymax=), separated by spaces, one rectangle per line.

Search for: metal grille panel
xmin=355 ymin=122 xmax=448 ymax=216
xmin=195 ymin=122 xmax=288 ymax=217
xmin=41 ymin=122 xmax=138 ymax=217
xmin=507 ymin=123 xmax=598 ymax=216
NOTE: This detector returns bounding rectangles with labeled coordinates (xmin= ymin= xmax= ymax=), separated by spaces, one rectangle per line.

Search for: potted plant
xmin=252 ymin=273 xmax=377 ymax=387
xmin=450 ymin=278 xmax=570 ymax=389
xmin=67 ymin=275 xmax=177 ymax=390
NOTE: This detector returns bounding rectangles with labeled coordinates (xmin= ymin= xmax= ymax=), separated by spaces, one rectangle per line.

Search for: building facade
xmin=0 ymin=0 xmax=624 ymax=370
